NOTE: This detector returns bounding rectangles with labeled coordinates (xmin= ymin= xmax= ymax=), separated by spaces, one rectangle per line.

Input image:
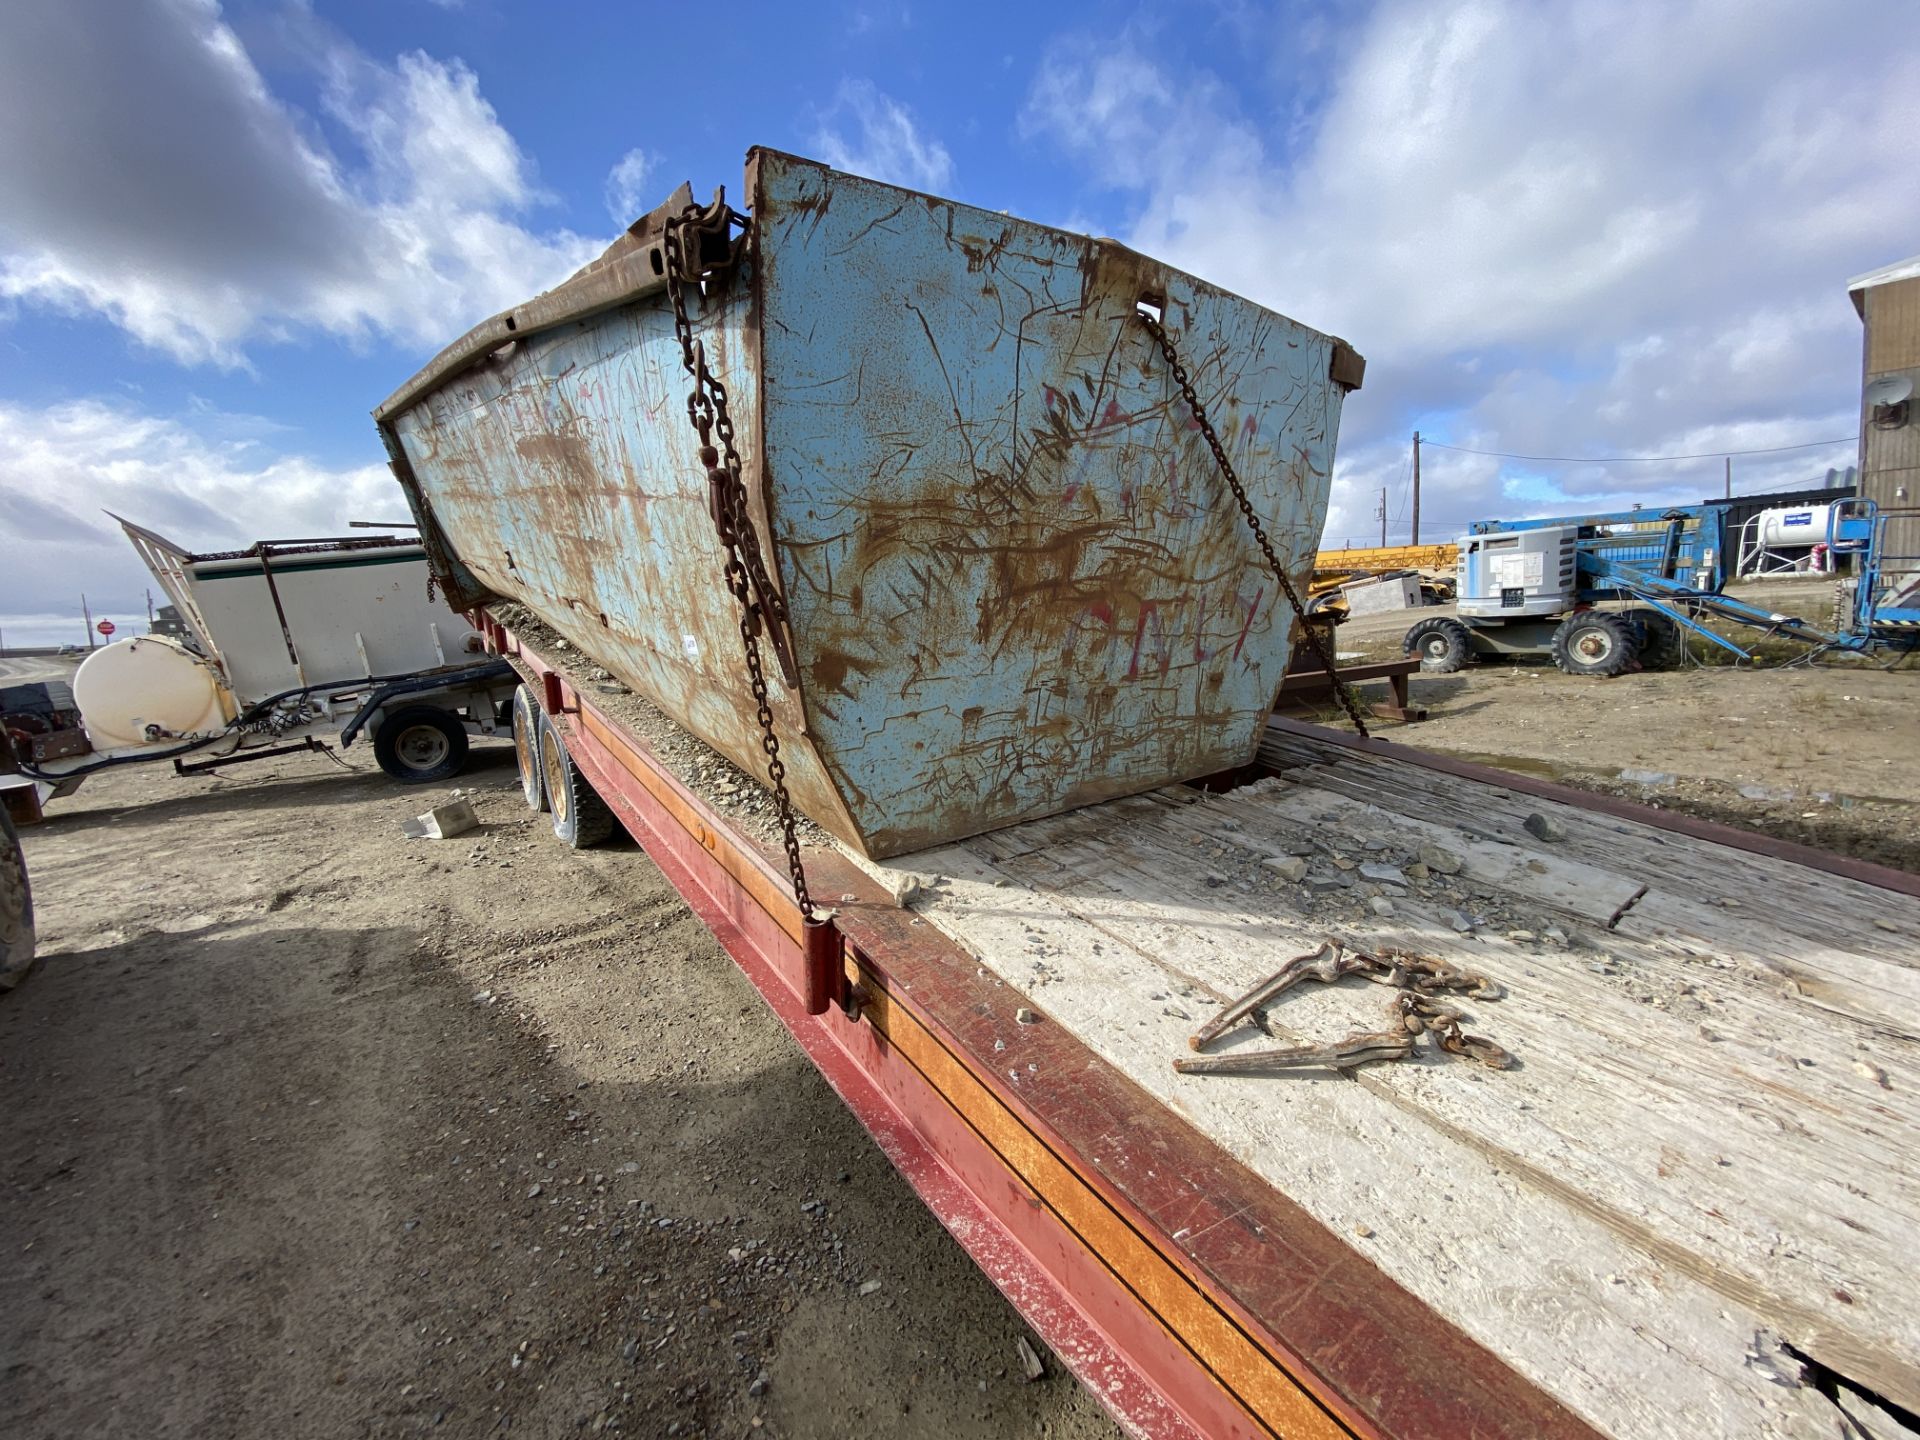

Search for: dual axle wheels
xmin=512 ymin=685 xmax=616 ymax=849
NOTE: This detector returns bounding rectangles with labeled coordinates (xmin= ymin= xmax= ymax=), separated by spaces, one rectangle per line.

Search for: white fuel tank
xmin=72 ymin=636 xmax=233 ymax=750
xmin=1755 ymin=503 xmax=1835 ymax=548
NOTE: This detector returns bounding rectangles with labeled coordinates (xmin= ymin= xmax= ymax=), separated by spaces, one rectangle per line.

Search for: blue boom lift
xmin=1404 ymin=497 xmax=1920 ymax=676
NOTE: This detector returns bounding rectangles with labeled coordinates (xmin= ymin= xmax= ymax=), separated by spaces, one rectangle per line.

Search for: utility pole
xmin=1378 ymin=487 xmax=1388 ymax=547
xmin=1724 ymin=455 xmax=1731 ymax=501
xmin=81 ymin=593 xmax=94 ymax=650
xmin=146 ymin=588 xmax=155 ymax=627
xmin=1412 ymin=431 xmax=1422 ymax=545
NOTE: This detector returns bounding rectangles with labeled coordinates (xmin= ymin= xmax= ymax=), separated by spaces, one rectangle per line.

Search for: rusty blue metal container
xmin=377 ymin=150 xmax=1362 ymax=858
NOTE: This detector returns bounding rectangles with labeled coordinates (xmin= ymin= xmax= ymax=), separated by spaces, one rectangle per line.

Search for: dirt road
xmin=1 ymin=749 xmax=1118 ymax=1440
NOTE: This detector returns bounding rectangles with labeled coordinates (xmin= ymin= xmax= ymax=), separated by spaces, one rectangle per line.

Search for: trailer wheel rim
xmin=394 ymin=723 xmax=452 ymax=772
xmin=541 ymin=730 xmax=570 ymax=826
xmin=513 ymin=704 xmax=536 ymax=790
xmin=1423 ymin=635 xmax=1451 ymax=659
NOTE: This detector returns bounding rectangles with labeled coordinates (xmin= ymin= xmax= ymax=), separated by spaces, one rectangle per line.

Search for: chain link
xmin=663 ymin=207 xmax=815 ymax=921
xmin=1136 ymin=310 xmax=1371 ymax=738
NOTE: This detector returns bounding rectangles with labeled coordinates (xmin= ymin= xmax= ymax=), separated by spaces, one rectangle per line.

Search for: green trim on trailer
xmin=190 ymin=552 xmax=426 ymax=581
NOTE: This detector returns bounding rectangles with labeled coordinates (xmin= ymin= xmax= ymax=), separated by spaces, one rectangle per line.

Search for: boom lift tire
xmin=1631 ymin=610 xmax=1686 ymax=671
xmin=1405 ymin=616 xmax=1472 ymax=673
xmin=511 ymin=686 xmax=546 ymax=811
xmin=1551 ymin=611 xmax=1637 ymax=677
xmin=537 ymin=714 xmax=617 ymax=849
xmin=374 ymin=704 xmax=469 ymax=783
xmin=0 ymin=806 xmax=34 ymax=990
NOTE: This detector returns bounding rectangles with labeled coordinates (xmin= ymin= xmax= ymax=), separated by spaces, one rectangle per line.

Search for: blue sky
xmin=3 ymin=0 xmax=1915 ymax=644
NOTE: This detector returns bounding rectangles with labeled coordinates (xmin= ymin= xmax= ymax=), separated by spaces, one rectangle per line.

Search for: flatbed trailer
xmin=487 ymin=612 xmax=1920 ymax=1440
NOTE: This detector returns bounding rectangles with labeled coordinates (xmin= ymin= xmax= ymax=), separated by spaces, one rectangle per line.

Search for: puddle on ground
xmin=1430 ymin=750 xmax=1582 ymax=783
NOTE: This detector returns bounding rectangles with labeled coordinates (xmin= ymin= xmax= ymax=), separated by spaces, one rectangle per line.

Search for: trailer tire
xmin=1552 ymin=611 xmax=1636 ymax=677
xmin=374 ymin=705 xmax=469 ymax=783
xmin=511 ymin=687 xmax=546 ymax=811
xmin=537 ymin=714 xmax=616 ymax=849
xmin=1405 ymin=616 xmax=1471 ymax=673
xmin=1 ymin=806 xmax=34 ymax=991
xmin=1632 ymin=611 xmax=1686 ymax=671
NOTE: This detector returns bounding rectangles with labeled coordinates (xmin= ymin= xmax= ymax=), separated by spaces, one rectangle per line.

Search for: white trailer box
xmin=118 ymin=518 xmax=481 ymax=702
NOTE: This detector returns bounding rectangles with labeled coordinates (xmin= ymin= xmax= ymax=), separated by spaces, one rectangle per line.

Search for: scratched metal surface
xmin=384 ymin=150 xmax=1351 ymax=858
xmin=754 ymin=152 xmax=1347 ymax=854
xmin=385 ymin=266 xmax=862 ymax=842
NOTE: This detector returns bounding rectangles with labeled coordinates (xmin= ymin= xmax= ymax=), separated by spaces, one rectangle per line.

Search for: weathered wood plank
xmin=846 ymin=732 xmax=1920 ymax=1439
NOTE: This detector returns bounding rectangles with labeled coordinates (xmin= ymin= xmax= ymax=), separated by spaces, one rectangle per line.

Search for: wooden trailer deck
xmin=853 ymin=722 xmax=1920 ymax=1439
xmin=491 ymin=617 xmax=1919 ymax=1440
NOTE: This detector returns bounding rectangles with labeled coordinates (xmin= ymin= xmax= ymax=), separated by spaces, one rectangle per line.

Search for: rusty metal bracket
xmin=1329 ymin=339 xmax=1366 ymax=391
xmin=802 ymin=914 xmax=841 ymax=1016
xmin=670 ymin=188 xmax=750 ymax=283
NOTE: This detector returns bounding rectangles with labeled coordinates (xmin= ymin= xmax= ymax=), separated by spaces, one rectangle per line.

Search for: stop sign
xmin=96 ymin=619 xmax=115 ymax=638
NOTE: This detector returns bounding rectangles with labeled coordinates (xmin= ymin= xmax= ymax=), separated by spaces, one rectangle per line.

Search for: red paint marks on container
xmin=1231 ymin=586 xmax=1265 ymax=662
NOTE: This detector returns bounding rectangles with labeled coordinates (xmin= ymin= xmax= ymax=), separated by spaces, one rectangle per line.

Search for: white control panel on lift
xmin=1456 ymin=525 xmax=1580 ymax=619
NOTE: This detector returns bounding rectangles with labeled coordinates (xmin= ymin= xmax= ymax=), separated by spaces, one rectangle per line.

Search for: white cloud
xmin=1023 ymin=1 xmax=1917 ymax=543
xmin=0 ymin=398 xmax=403 ymax=645
xmin=811 ymin=80 xmax=955 ymax=192
xmin=604 ymin=148 xmax=658 ymax=226
xmin=0 ymin=0 xmax=604 ymax=368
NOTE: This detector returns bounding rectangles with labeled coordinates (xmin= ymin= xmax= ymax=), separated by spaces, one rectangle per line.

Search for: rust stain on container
xmin=377 ymin=148 xmax=1360 ymax=858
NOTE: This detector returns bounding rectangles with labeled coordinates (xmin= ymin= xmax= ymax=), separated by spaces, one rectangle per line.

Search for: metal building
xmin=1849 ymin=254 xmax=1920 ymax=599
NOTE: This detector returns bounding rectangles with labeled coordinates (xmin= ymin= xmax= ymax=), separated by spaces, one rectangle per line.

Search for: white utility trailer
xmin=2 ymin=519 xmax=520 ymax=819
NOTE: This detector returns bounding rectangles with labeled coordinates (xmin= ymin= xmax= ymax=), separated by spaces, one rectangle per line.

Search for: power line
xmin=1421 ymin=435 xmax=1857 ymax=464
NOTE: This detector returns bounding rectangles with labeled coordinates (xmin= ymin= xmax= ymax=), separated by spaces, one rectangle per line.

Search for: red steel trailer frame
xmin=482 ymin=612 xmax=1918 ymax=1438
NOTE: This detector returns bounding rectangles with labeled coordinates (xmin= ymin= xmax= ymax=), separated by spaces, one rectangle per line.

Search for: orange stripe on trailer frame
xmin=849 ymin=956 xmax=1362 ymax=1440
xmin=578 ymin=706 xmax=808 ymax=948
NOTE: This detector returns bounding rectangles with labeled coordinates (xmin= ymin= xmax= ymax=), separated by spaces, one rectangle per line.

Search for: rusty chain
xmin=1175 ymin=938 xmax=1511 ymax=1075
xmin=662 ymin=202 xmax=815 ymax=922
xmin=1136 ymin=310 xmax=1371 ymax=738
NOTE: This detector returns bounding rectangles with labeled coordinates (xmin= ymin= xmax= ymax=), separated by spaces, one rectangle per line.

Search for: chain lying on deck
xmin=1136 ymin=308 xmax=1371 ymax=738
xmin=1174 ymin=938 xmax=1511 ymax=1075
xmin=662 ymin=198 xmax=815 ymax=922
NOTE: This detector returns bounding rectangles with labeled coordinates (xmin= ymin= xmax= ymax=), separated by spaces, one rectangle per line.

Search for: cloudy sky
xmin=1 ymin=0 xmax=1913 ymax=645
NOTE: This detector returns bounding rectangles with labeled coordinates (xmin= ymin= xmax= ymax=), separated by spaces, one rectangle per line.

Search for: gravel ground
xmin=0 ymin=747 xmax=1118 ymax=1440
xmin=6 ymin=572 xmax=1912 ymax=1437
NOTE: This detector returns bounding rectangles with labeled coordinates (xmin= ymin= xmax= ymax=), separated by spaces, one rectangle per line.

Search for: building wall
xmin=1860 ymin=275 xmax=1920 ymax=590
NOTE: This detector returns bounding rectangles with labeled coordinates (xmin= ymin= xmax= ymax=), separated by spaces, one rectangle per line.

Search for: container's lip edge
xmin=372 ymin=180 xmax=698 ymax=425
xmin=377 ymin=149 xmax=1366 ymax=422
xmin=744 ymin=145 xmax=1363 ymax=384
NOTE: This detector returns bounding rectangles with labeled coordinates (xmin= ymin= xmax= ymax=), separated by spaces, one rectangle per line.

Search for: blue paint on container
xmin=380 ymin=150 xmax=1361 ymax=857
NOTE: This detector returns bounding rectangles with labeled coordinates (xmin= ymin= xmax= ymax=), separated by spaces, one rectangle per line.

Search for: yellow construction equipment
xmin=1310 ymin=543 xmax=1458 ymax=617
xmin=1316 ymin=543 xmax=1459 ymax=574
